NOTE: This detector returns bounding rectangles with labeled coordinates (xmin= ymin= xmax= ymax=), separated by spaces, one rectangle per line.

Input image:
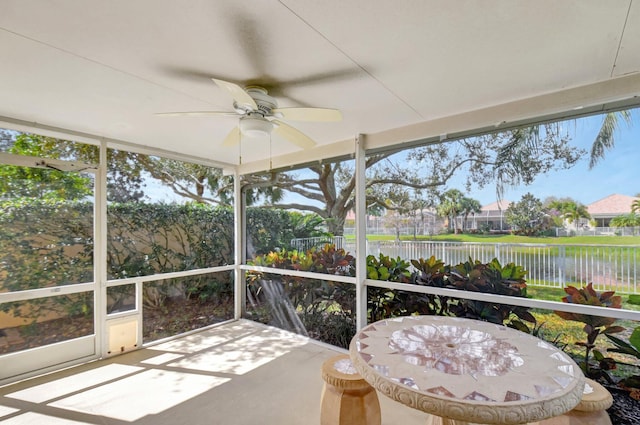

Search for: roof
xmin=1 ymin=1 xmax=639 ymax=174
xmin=587 ymin=194 xmax=640 ymax=216
xmin=481 ymin=201 xmax=512 ymax=212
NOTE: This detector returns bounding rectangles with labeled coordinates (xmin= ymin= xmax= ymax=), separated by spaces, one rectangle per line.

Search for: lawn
xmin=526 ymin=285 xmax=640 ymax=371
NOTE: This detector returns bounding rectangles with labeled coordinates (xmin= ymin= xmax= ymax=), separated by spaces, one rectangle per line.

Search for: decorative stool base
xmin=538 ymin=378 xmax=613 ymax=425
xmin=320 ymin=354 xmax=381 ymax=425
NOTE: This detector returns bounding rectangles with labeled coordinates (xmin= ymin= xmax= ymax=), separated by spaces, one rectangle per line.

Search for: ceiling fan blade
xmin=211 ymin=78 xmax=257 ymax=110
xmin=155 ymin=111 xmax=237 ymax=117
xmin=222 ymin=126 xmax=241 ymax=147
xmin=272 ymin=120 xmax=316 ymax=149
xmin=272 ymin=107 xmax=342 ymax=122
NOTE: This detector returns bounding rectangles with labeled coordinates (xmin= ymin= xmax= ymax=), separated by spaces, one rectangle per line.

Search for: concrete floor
xmin=0 ymin=320 xmax=427 ymax=425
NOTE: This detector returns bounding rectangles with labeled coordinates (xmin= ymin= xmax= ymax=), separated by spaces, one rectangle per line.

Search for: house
xmin=587 ymin=193 xmax=640 ymax=227
xmin=467 ymin=200 xmax=512 ymax=232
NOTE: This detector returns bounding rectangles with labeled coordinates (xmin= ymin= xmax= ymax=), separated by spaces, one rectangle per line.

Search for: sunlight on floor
xmin=0 ymin=412 xmax=91 ymax=424
xmin=0 ymin=407 xmax=19 ymax=420
xmin=0 ymin=320 xmax=427 ymax=425
xmin=166 ymin=328 xmax=309 ymax=375
xmin=147 ymin=320 xmax=259 ymax=354
xmin=6 ymin=363 xmax=228 ymax=422
xmin=0 ymin=321 xmax=308 ymax=423
xmin=48 ymin=369 xmax=229 ymax=421
xmin=5 ymin=364 xmax=142 ymax=404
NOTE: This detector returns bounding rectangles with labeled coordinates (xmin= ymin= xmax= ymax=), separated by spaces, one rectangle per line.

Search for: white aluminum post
xmin=233 ymin=169 xmax=245 ymax=319
xmin=355 ymin=134 xmax=368 ymax=330
xmin=96 ymin=140 xmax=108 ymax=356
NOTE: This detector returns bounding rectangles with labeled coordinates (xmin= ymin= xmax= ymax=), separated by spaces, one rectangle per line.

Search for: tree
xmin=402 ymin=193 xmax=435 ymax=239
xmin=138 ymin=158 xmax=229 ymax=204
xmin=436 ymin=189 xmax=464 ymax=233
xmin=631 ymin=199 xmax=640 ymax=214
xmin=561 ymin=202 xmax=591 ymax=228
xmin=245 ymin=155 xmax=435 ymax=236
xmin=165 ymin=111 xmax=633 ymax=235
xmin=0 ymin=129 xmax=14 ymax=151
xmin=288 ymin=211 xmax=330 ymax=239
xmin=0 ymin=117 xmax=591 ymax=236
xmin=459 ymin=197 xmax=482 ymax=232
xmin=0 ymin=133 xmax=92 ymax=200
xmin=544 ymin=196 xmax=573 ymax=227
xmin=610 ymin=213 xmax=640 ymax=228
xmin=505 ymin=193 xmax=547 ymax=236
xmin=546 ymin=198 xmax=590 ymax=229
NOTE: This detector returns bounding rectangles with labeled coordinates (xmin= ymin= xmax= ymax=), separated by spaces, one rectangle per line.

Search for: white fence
xmin=556 ymin=227 xmax=640 ymax=237
xmin=364 ymin=241 xmax=639 ymax=294
xmin=290 ymin=236 xmax=345 ymax=252
xmin=291 ymin=237 xmax=639 ymax=294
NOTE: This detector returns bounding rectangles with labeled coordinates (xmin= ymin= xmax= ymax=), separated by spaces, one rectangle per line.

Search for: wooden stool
xmin=538 ymin=378 xmax=613 ymax=425
xmin=320 ymin=354 xmax=381 ymax=425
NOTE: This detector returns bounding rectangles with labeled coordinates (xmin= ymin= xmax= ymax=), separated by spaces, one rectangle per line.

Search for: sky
xmin=424 ymin=112 xmax=640 ymax=207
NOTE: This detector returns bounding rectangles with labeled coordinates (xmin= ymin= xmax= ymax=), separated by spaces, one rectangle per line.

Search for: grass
xmin=525 ymin=284 xmax=640 ymax=375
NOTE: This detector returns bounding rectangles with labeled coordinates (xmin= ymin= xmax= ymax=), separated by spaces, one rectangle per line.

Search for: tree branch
xmin=269 ymin=203 xmax=327 ymax=216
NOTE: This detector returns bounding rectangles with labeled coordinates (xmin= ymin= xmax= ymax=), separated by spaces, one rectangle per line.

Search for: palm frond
xmin=589 ymin=111 xmax=632 ymax=169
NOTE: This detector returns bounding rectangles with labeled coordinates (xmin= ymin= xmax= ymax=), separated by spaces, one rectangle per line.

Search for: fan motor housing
xmin=245 ymin=86 xmax=277 ymax=115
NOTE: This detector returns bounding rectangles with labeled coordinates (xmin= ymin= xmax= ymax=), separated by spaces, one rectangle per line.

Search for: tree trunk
xmin=327 ymin=216 xmax=346 ymax=236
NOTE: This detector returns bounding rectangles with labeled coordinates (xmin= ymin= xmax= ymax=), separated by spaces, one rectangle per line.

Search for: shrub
xmin=554 ymin=283 xmax=624 ymax=378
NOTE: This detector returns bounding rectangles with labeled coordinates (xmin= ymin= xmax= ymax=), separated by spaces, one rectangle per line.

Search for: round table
xmin=349 ymin=316 xmax=585 ymax=425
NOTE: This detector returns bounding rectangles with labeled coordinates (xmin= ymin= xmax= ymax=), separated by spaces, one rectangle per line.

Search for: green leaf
xmin=629 ymin=294 xmax=640 ymax=305
xmin=379 ymin=267 xmax=390 ymax=280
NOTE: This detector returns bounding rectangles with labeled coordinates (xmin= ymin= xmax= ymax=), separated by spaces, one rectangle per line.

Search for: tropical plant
xmin=610 ymin=213 xmax=640 ymax=228
xmin=605 ymin=327 xmax=640 ymax=390
xmin=459 ymin=197 xmax=482 ymax=233
xmin=437 ymin=189 xmax=464 ymax=233
xmin=288 ymin=212 xmax=330 ymax=240
xmin=445 ymin=258 xmax=535 ymax=330
xmin=561 ymin=202 xmax=590 ymax=227
xmin=410 ymin=256 xmax=449 ymax=315
xmin=554 ymin=283 xmax=625 ymax=378
xmin=366 ymin=254 xmax=419 ymax=322
xmin=246 ymin=244 xmax=356 ymax=347
xmin=589 ymin=110 xmax=633 ymax=169
xmin=366 ymin=253 xmax=411 ymax=282
xmin=411 ymin=256 xmax=447 ymax=287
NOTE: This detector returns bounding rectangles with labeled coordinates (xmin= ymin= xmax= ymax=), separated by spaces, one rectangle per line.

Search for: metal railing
xmin=556 ymin=226 xmax=640 ymax=237
xmin=290 ymin=236 xmax=345 ymax=252
xmin=359 ymin=240 xmax=639 ymax=294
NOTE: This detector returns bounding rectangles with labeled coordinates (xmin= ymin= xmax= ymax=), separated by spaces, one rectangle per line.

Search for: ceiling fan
xmin=158 ymin=78 xmax=342 ymax=149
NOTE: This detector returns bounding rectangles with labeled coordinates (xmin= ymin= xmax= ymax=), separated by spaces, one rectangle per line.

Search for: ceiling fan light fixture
xmin=239 ymin=116 xmax=273 ymax=137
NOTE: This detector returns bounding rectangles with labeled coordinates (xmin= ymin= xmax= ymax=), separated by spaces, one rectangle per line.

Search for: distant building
xmin=466 ymin=200 xmax=512 ymax=231
xmin=587 ymin=194 xmax=640 ymax=227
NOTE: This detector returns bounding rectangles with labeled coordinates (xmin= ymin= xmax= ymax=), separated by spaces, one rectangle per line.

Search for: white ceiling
xmin=0 ymin=0 xmax=639 ymax=172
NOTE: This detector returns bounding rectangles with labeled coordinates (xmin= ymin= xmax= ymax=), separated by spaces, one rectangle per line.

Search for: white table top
xmin=349 ymin=316 xmax=585 ymax=424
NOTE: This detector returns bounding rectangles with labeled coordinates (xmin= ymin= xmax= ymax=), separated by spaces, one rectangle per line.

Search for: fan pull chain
xmin=238 ymin=127 xmax=242 ymax=165
xmin=269 ymin=132 xmax=273 ymax=170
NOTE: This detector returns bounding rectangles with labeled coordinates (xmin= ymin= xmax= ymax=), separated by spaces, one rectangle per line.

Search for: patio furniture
xmin=538 ymin=378 xmax=613 ymax=424
xmin=320 ymin=354 xmax=381 ymax=425
xmin=350 ymin=316 xmax=586 ymax=424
